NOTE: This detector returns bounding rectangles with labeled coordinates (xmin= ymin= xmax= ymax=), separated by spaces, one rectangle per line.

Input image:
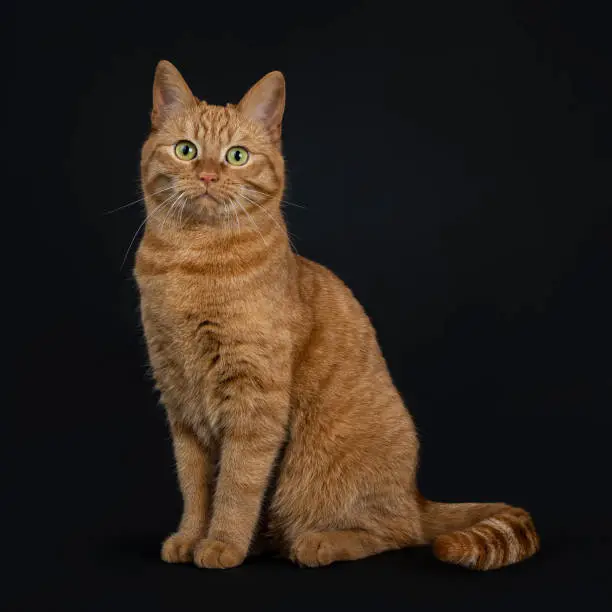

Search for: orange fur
xmin=134 ymin=61 xmax=539 ymax=570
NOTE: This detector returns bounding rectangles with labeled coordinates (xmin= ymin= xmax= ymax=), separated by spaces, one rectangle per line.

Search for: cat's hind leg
xmin=289 ymin=529 xmax=400 ymax=567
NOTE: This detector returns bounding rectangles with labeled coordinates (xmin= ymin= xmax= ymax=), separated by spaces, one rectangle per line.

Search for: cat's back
xmin=291 ymin=255 xmax=392 ymax=400
xmin=293 ymin=255 xmax=376 ymax=340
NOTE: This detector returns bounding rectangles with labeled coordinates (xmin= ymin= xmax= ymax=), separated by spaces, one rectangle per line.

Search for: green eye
xmin=174 ymin=140 xmax=197 ymax=161
xmin=226 ymin=146 xmax=249 ymax=166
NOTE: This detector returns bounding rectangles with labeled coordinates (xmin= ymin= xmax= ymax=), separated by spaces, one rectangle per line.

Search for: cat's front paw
xmin=193 ymin=538 xmax=245 ymax=569
xmin=161 ymin=532 xmax=200 ymax=563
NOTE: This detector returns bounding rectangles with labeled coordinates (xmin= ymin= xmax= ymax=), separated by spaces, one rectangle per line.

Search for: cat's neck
xmin=140 ymin=203 xmax=291 ymax=268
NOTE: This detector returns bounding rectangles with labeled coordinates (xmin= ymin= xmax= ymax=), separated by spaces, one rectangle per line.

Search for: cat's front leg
xmin=193 ymin=391 xmax=288 ymax=569
xmin=161 ymin=419 xmax=213 ymax=563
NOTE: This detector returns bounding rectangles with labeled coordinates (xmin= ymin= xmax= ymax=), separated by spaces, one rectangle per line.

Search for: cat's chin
xmin=184 ymin=194 xmax=231 ymax=226
xmin=186 ymin=193 xmax=222 ymax=215
xmin=193 ymin=193 xmax=221 ymax=206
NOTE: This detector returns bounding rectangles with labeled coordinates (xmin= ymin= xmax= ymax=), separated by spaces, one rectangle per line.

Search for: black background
xmin=7 ymin=0 xmax=612 ymax=609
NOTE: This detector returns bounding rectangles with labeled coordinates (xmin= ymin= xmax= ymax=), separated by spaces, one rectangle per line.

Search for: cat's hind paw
xmin=290 ymin=532 xmax=335 ymax=567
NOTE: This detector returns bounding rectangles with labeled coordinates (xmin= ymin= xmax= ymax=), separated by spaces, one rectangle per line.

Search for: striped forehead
xmin=193 ymin=105 xmax=243 ymax=150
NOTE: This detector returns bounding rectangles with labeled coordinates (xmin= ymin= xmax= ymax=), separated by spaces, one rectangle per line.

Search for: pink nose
xmin=199 ymin=172 xmax=218 ymax=184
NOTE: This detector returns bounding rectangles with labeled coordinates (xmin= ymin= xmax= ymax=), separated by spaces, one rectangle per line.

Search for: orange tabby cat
xmin=134 ymin=60 xmax=539 ymax=570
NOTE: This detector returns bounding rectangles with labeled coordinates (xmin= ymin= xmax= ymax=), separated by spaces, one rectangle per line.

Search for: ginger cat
xmin=134 ymin=61 xmax=539 ymax=570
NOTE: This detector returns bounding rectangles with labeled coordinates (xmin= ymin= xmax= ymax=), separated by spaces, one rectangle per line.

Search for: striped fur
xmin=432 ymin=507 xmax=540 ymax=570
xmin=135 ymin=61 xmax=540 ymax=570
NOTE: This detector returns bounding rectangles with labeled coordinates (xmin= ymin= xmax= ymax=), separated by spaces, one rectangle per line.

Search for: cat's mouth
xmin=196 ymin=193 xmax=215 ymax=202
xmin=185 ymin=191 xmax=234 ymax=222
xmin=194 ymin=192 xmax=223 ymax=207
xmin=167 ymin=187 xmax=232 ymax=223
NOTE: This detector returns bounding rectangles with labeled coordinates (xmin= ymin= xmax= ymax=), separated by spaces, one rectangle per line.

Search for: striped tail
xmin=418 ymin=497 xmax=540 ymax=570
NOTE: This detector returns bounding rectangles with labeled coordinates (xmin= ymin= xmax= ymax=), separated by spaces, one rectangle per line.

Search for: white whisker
xmin=222 ymin=202 xmax=229 ymax=233
xmin=160 ymin=192 xmax=183 ymax=233
xmin=222 ymin=202 xmax=232 ymax=234
xmin=104 ymin=185 xmax=175 ymax=215
xmin=241 ymin=191 xmax=298 ymax=253
xmin=120 ymin=191 xmax=177 ymax=269
xmin=235 ymin=198 xmax=268 ymax=247
xmin=227 ymin=199 xmax=242 ymax=238
xmin=177 ymin=194 xmax=187 ymax=228
xmin=240 ymin=185 xmax=307 ymax=209
xmin=241 ymin=193 xmax=285 ymax=234
xmin=231 ymin=200 xmax=241 ymax=237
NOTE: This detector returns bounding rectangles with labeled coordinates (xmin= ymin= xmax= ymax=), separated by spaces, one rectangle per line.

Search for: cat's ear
xmin=151 ymin=60 xmax=196 ymax=128
xmin=238 ymin=71 xmax=286 ymax=143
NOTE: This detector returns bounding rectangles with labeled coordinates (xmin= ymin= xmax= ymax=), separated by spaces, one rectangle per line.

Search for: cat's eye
xmin=225 ymin=146 xmax=249 ymax=166
xmin=174 ymin=140 xmax=197 ymax=161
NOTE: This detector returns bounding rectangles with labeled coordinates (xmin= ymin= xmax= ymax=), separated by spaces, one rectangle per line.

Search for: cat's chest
xmin=139 ymin=275 xmax=233 ymax=371
xmin=137 ymin=274 xmax=271 ymax=431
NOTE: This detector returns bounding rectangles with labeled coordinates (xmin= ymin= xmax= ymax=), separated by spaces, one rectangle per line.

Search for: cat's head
xmin=141 ymin=61 xmax=285 ymax=228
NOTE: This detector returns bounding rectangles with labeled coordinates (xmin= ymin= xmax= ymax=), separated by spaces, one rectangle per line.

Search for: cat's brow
xmin=229 ymin=125 xmax=245 ymax=144
xmin=218 ymin=107 xmax=232 ymax=142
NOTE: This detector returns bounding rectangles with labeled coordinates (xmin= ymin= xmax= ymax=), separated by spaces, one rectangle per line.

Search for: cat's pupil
xmin=234 ymin=151 xmax=241 ymax=160
xmin=182 ymin=146 xmax=190 ymax=155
